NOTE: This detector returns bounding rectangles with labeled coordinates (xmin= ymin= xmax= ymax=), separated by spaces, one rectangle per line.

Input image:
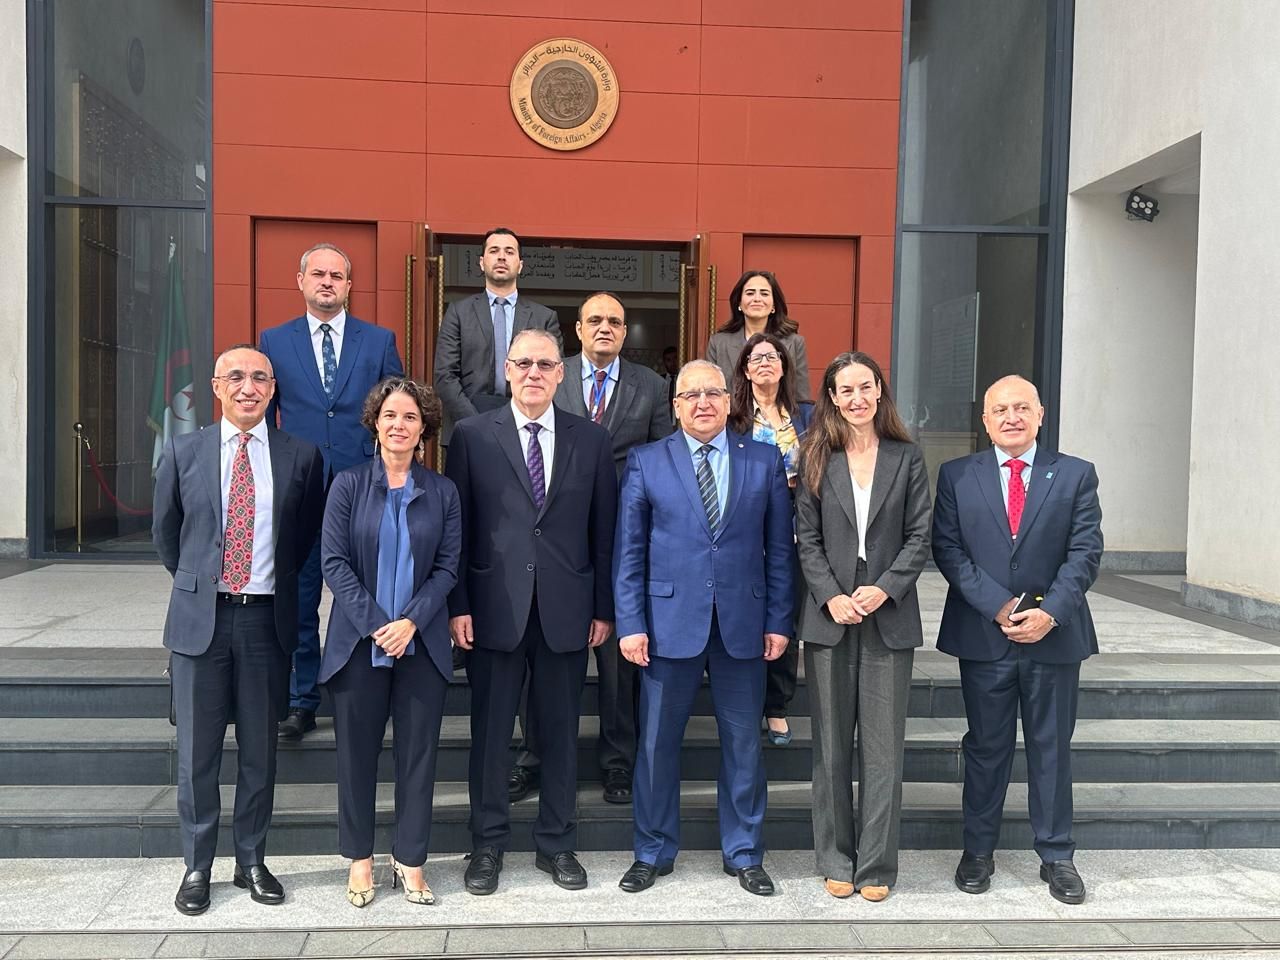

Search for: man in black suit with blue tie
xmin=154 ymin=346 xmax=325 ymax=915
xmin=932 ymin=375 xmax=1103 ymax=905
xmin=259 ymin=243 xmax=403 ymax=739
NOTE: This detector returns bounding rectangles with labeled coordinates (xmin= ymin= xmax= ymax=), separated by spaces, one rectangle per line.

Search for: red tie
xmin=222 ymin=433 xmax=256 ymax=592
xmin=591 ymin=368 xmax=608 ymax=424
xmin=1005 ymin=458 xmax=1026 ymax=537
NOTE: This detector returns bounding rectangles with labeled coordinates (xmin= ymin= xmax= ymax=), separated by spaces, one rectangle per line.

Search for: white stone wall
xmin=0 ymin=0 xmax=27 ymax=551
xmin=1066 ymin=2 xmax=1280 ymax=604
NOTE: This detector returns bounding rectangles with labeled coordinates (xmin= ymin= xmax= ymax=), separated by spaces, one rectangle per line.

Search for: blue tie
xmin=492 ymin=297 xmax=509 ymax=391
xmin=320 ymin=323 xmax=337 ymax=400
xmin=696 ymin=444 xmax=721 ymax=534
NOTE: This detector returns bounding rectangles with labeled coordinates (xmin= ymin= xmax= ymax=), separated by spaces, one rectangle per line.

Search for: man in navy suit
xmin=614 ymin=360 xmax=794 ymax=896
xmin=932 ymin=375 xmax=1103 ymax=905
xmin=259 ymin=243 xmax=403 ymax=738
xmin=446 ymin=329 xmax=617 ymax=895
xmin=154 ymin=346 xmax=325 ymax=915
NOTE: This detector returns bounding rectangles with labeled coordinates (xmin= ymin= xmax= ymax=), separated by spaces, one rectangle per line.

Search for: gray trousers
xmin=805 ymin=617 xmax=914 ymax=889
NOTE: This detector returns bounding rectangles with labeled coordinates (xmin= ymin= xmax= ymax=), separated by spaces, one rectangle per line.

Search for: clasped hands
xmin=372 ymin=618 xmax=416 ymax=658
xmin=619 ymin=632 xmax=789 ymax=667
xmin=995 ymin=597 xmax=1056 ymax=644
xmin=826 ymin=585 xmax=888 ymax=625
xmin=449 ymin=615 xmax=612 ymax=651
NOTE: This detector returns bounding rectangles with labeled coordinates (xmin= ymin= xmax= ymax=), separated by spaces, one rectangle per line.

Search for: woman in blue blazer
xmin=728 ymin=332 xmax=814 ymax=745
xmin=320 ymin=378 xmax=461 ymax=907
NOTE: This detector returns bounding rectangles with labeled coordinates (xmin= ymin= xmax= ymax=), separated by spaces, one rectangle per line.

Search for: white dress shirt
xmin=511 ymin=401 xmax=556 ymax=493
xmin=307 ymin=309 xmax=347 ymax=377
xmin=218 ymin=417 xmax=275 ymax=594
xmin=850 ymin=470 xmax=872 ymax=561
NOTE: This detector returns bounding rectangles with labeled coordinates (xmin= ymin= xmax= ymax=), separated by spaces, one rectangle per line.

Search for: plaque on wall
xmin=510 ymin=38 xmax=619 ymax=151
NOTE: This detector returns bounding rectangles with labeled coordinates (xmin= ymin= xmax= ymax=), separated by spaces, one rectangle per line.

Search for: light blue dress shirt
xmin=683 ymin=428 xmax=730 ymax=514
xmin=994 ymin=441 xmax=1037 ymax=509
xmin=581 ymin=355 xmax=620 ymax=417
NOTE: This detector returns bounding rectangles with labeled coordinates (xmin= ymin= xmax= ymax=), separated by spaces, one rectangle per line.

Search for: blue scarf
xmin=372 ymin=473 xmax=416 ymax=668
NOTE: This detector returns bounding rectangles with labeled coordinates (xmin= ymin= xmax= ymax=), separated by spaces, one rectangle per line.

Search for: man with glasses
xmin=154 ymin=346 xmax=326 ymax=914
xmin=613 ymin=360 xmax=794 ymax=896
xmin=445 ymin=329 xmax=617 ymax=896
xmin=259 ymin=242 xmax=403 ymax=740
xmin=509 ymin=291 xmax=672 ymax=807
xmin=434 ymin=228 xmax=562 ymax=445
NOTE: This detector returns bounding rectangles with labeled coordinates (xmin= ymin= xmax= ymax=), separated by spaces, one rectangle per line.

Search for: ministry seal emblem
xmin=510 ymin=39 xmax=619 ymax=151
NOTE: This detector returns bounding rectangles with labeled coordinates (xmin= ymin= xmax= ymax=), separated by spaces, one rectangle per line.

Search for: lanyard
xmin=589 ymin=371 xmax=609 ymax=419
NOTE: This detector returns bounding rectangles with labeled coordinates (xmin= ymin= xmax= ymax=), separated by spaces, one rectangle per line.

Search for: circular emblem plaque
xmin=510 ymin=39 xmax=619 ymax=151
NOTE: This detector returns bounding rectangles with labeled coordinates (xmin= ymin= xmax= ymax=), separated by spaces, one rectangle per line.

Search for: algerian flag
xmin=148 ymin=240 xmax=197 ymax=473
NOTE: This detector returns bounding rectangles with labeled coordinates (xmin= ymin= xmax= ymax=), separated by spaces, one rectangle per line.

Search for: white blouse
xmin=850 ymin=470 xmax=872 ymax=561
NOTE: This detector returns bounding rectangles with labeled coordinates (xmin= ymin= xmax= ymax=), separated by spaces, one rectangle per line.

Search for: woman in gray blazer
xmin=795 ymin=352 xmax=931 ymax=902
xmin=705 ymin=270 xmax=811 ymax=403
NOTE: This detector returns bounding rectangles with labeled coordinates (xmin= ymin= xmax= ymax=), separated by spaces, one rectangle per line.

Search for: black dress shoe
xmin=464 ymin=846 xmax=503 ymax=895
xmin=233 ymin=863 xmax=285 ymax=905
xmin=954 ymin=851 xmax=995 ymax=894
xmin=535 ymin=849 xmax=588 ymax=890
xmin=508 ymin=765 xmax=539 ymax=803
xmin=277 ymin=707 xmax=316 ymax=740
xmin=174 ymin=869 xmax=210 ymax=916
xmin=724 ymin=862 xmax=775 ymax=896
xmin=618 ymin=859 xmax=673 ymax=893
xmin=1040 ymin=859 xmax=1086 ymax=904
xmin=602 ymin=769 xmax=633 ymax=804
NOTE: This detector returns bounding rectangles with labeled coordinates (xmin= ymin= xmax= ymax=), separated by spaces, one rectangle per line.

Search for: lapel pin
xmin=1046 ymin=471 xmax=1054 ymax=479
xmin=738 ymin=442 xmax=744 ymax=448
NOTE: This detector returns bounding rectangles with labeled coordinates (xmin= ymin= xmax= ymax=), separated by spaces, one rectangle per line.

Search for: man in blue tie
xmin=259 ymin=243 xmax=403 ymax=739
xmin=613 ymin=360 xmax=794 ymax=896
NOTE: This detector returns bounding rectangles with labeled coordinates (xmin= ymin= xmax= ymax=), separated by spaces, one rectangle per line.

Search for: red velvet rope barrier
xmin=84 ymin=441 xmax=153 ymax=517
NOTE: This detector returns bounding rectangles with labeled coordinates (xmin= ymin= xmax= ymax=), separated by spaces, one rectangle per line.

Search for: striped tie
xmin=695 ymin=444 xmax=720 ymax=534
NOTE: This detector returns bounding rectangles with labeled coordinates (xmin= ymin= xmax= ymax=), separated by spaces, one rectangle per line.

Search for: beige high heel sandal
xmin=390 ymin=857 xmax=436 ymax=905
xmin=346 ymin=859 xmax=375 ymax=908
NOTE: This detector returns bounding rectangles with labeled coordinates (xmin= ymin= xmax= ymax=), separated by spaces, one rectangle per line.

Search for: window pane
xmin=902 ymin=0 xmax=1049 ymax=226
xmin=43 ymin=206 xmax=212 ymax=554
xmin=894 ymin=233 xmax=1041 ymax=483
xmin=48 ymin=0 xmax=208 ymax=202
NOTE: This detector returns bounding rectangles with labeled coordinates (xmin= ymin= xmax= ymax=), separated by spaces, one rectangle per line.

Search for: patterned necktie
xmin=695 ymin=444 xmax=721 ymax=533
xmin=591 ymin=368 xmax=608 ymax=423
xmin=493 ymin=298 xmax=509 ymax=390
xmin=319 ymin=323 xmax=337 ymax=400
xmin=1005 ymin=458 xmax=1027 ymax=537
xmin=525 ymin=423 xmax=546 ymax=509
xmin=222 ymin=433 xmax=256 ymax=592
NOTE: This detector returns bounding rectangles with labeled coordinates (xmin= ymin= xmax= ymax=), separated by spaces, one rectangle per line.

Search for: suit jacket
xmin=433 ymin=292 xmax=562 ymax=443
xmin=319 ymin=457 xmax=461 ymax=684
xmin=153 ymin=423 xmax=326 ymax=656
xmin=445 ymin=405 xmax=617 ymax=652
xmin=613 ymin=430 xmax=795 ymax=660
xmin=705 ymin=330 xmax=812 ymax=403
xmin=795 ymin=440 xmax=932 ymax=649
xmin=932 ymin=447 xmax=1103 ymax=664
xmin=259 ymin=314 xmax=403 ymax=479
xmin=555 ymin=354 xmax=673 ymax=477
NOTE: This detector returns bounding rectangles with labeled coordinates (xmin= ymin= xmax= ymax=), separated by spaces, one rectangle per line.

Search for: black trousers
xmin=517 ymin=627 xmax=638 ymax=777
xmin=764 ymin=546 xmax=805 ymax=718
xmin=171 ymin=600 xmax=287 ymax=872
xmin=327 ymin=636 xmax=448 ymax=867
xmin=467 ymin=596 xmax=588 ymax=853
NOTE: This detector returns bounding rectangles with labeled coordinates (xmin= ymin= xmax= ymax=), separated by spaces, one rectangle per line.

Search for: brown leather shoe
xmin=824 ymin=878 xmax=855 ymax=898
xmin=860 ymin=884 xmax=890 ymax=902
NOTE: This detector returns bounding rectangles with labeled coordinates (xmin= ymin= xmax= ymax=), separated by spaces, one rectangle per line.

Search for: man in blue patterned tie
xmin=445 ymin=329 xmax=617 ymax=896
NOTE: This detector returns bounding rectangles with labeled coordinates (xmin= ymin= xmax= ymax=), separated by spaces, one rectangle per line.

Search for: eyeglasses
xmin=746 ymin=351 xmax=782 ymax=366
xmin=213 ymin=371 xmax=274 ymax=386
xmin=506 ymin=357 xmax=563 ymax=373
xmin=675 ymin=388 xmax=729 ymax=402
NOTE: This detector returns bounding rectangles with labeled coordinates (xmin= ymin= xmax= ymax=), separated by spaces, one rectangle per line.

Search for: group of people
xmin=153 ymin=230 xmax=1103 ymax=917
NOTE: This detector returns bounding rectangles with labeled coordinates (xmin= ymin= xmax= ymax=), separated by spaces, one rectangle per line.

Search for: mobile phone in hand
xmin=1011 ymin=592 xmax=1044 ymax=616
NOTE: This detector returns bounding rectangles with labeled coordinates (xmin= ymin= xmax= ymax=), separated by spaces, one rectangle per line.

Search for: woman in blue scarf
xmin=320 ymin=378 xmax=461 ymax=907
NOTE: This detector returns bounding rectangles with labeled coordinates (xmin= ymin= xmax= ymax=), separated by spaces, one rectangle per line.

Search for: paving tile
xmin=342 ymin=931 xmax=449 ymax=956
xmin=984 ymin=920 xmax=1126 ymax=946
xmin=1115 ymin=920 xmax=1263 ymax=945
xmin=445 ymin=925 xmax=585 ymax=953
xmin=1240 ymin=920 xmax=1280 ymax=944
xmin=0 ymin=937 xmax=19 ymax=960
xmin=153 ymin=934 xmax=208 ymax=958
xmin=586 ymin=923 xmax=724 ymax=950
xmin=852 ymin=922 xmax=999 ymax=949
xmin=717 ymin=921 xmax=861 ymax=950
xmin=6 ymin=934 xmax=166 ymax=959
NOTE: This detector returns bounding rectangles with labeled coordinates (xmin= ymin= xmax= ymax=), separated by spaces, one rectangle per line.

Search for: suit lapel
xmin=267 ymin=426 xmax=291 ymax=550
xmin=972 ymin=448 xmax=1013 ymax=540
xmin=561 ymin=355 xmax=590 ymax=417
xmin=825 ymin=447 xmax=860 ymax=534
xmin=199 ymin=426 xmax=223 ymax=525
xmin=289 ymin=317 xmax=328 ymax=405
xmin=668 ymin=434 xmax=713 ymax=539
xmin=718 ymin=432 xmax=748 ymax=540
xmin=604 ymin=359 xmax=636 ymax=432
xmin=493 ymin=407 xmax=537 ymax=505
xmin=541 ymin=409 xmax=574 ymax=517
xmin=1012 ymin=449 xmax=1060 ymax=553
xmin=474 ymin=294 xmax=496 ymax=350
xmin=866 ymin=441 xmax=904 ymax=530
xmin=330 ymin=315 xmax=364 ymax=401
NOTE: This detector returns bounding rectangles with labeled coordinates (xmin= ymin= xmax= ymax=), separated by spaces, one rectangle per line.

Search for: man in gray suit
xmin=153 ymin=345 xmax=325 ymax=916
xmin=433 ymin=227 xmax=562 ymax=443
xmin=510 ymin=292 xmax=672 ymax=805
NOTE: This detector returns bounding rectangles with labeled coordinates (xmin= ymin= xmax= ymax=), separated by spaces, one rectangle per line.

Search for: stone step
xmin=4 ymin=716 xmax=1280 ymax=786
xmin=4 ymin=651 xmax=1279 ymax=720
xmin=2 ymin=781 xmax=1277 ymax=858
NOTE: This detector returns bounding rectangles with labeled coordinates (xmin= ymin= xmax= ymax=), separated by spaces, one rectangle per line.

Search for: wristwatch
xmin=1047 ymin=614 xmax=1059 ymax=628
